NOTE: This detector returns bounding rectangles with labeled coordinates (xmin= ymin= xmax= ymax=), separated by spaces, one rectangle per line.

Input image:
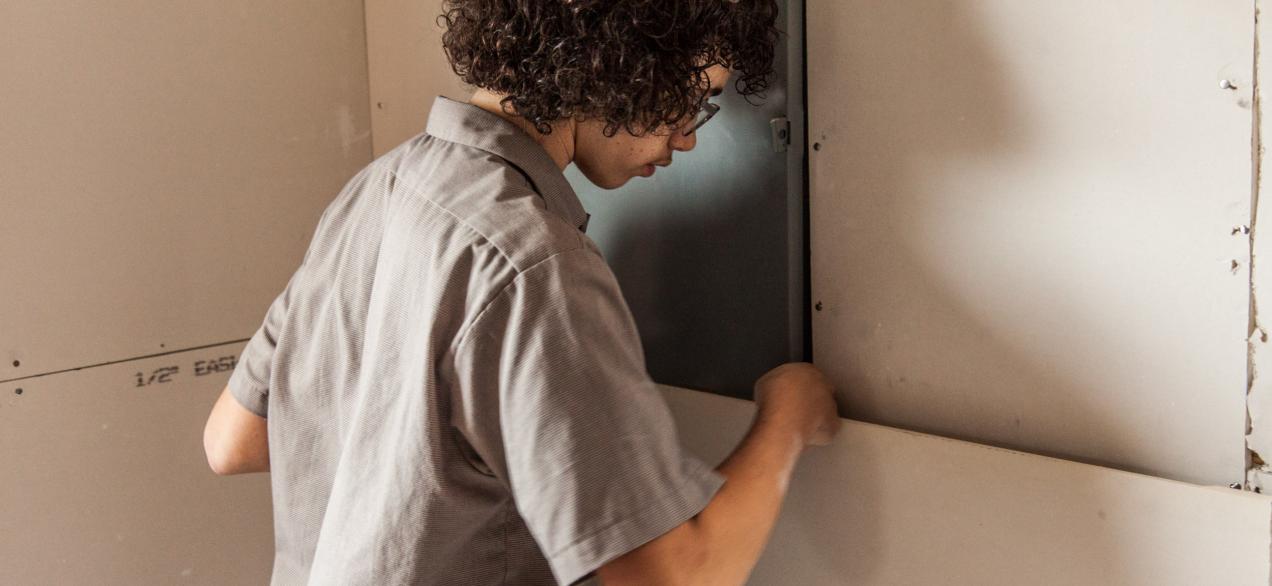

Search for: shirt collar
xmin=425 ymin=96 xmax=591 ymax=233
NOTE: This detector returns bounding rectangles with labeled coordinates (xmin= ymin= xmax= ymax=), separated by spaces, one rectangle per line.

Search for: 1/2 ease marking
xmin=133 ymin=355 xmax=238 ymax=387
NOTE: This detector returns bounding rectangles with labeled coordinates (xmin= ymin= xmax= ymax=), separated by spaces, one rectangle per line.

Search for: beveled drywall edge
xmin=1250 ymin=0 xmax=1272 ymax=477
xmin=659 ymin=384 xmax=1272 ymax=585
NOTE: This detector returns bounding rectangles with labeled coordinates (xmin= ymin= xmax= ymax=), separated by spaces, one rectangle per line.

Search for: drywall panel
xmin=0 ymin=1 xmax=372 ymax=383
xmin=808 ymin=1 xmax=1253 ymax=485
xmin=660 ymin=385 xmax=1272 ymax=585
xmin=365 ymin=0 xmax=471 ymax=156
xmin=1 ymin=342 xmax=272 ymax=585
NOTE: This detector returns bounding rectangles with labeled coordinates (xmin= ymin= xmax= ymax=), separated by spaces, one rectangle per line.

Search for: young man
xmin=203 ymin=1 xmax=841 ymax=584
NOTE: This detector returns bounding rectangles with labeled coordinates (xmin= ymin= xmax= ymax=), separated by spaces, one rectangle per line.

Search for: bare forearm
xmin=687 ymin=413 xmax=805 ymax=585
xmin=599 ymin=364 xmax=839 ymax=586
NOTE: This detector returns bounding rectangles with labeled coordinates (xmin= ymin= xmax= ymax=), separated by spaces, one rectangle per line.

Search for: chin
xmin=606 ymin=176 xmax=634 ymax=189
xmin=581 ymin=169 xmax=631 ymax=190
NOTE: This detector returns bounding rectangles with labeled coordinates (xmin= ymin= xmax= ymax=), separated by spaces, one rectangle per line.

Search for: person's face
xmin=572 ymin=65 xmax=731 ymax=189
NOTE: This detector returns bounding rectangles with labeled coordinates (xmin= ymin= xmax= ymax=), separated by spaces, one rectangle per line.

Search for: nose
xmin=668 ymin=127 xmax=697 ymax=152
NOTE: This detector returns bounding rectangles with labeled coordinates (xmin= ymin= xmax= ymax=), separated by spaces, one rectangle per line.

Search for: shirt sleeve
xmin=222 ymin=164 xmax=381 ymax=417
xmin=225 ymin=265 xmax=304 ymax=418
xmin=447 ymin=246 xmax=726 ymax=586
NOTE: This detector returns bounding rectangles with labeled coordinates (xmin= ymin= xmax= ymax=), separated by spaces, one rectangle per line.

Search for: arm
xmin=203 ymin=385 xmax=271 ymax=475
xmin=597 ymin=362 xmax=841 ymax=586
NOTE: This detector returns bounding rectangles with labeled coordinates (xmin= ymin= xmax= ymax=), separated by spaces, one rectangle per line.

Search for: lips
xmin=638 ymin=159 xmax=671 ymax=178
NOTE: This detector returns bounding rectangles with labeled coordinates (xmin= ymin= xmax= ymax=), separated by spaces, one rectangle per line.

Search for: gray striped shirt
xmin=227 ymin=96 xmax=725 ymax=585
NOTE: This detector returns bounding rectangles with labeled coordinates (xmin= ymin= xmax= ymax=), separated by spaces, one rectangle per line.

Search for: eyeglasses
xmin=682 ymin=101 xmax=721 ymax=136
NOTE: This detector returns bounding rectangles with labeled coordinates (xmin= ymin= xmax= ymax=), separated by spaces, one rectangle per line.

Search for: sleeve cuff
xmin=226 ymin=367 xmax=269 ymax=418
xmin=546 ymin=457 xmax=727 ymax=586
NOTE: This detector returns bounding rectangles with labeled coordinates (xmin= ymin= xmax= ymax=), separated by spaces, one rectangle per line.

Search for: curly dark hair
xmin=439 ymin=0 xmax=781 ymax=137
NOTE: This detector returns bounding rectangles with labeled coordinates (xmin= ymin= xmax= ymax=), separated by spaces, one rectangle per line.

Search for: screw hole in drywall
xmin=813 ymin=142 xmax=821 ymax=151
xmin=14 ymin=388 xmax=22 ymax=395
xmin=815 ymin=301 xmax=824 ymax=311
xmin=11 ymin=360 xmax=18 ymax=367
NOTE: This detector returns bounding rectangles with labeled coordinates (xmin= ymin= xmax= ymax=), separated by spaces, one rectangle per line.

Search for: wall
xmin=808 ymin=0 xmax=1255 ymax=487
xmin=663 ymin=384 xmax=1272 ymax=585
xmin=1 ymin=344 xmax=270 ymax=584
xmin=1 ymin=1 xmax=372 ymax=583
xmin=7 ymin=1 xmax=1270 ymax=582
xmin=365 ymin=0 xmax=470 ymax=156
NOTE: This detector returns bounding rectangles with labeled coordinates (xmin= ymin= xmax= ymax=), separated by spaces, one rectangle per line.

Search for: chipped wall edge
xmin=1248 ymin=0 xmax=1272 ymax=492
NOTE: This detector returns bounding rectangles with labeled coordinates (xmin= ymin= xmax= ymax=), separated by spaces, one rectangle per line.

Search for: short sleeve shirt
xmin=225 ymin=96 xmax=725 ymax=586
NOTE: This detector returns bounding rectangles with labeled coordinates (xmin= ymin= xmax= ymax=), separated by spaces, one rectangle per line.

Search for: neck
xmin=468 ymin=89 xmax=576 ymax=171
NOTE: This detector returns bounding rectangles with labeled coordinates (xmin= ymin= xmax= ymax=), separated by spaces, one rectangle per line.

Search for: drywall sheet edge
xmin=659 ymin=384 xmax=1272 ymax=586
xmin=1248 ymin=0 xmax=1272 ymax=486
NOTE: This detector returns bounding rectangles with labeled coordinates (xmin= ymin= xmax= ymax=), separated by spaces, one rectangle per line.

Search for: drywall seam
xmin=1246 ymin=54 xmax=1272 ymax=562
xmin=360 ymin=0 xmax=377 ymax=161
xmin=1249 ymin=0 xmax=1272 ymax=488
